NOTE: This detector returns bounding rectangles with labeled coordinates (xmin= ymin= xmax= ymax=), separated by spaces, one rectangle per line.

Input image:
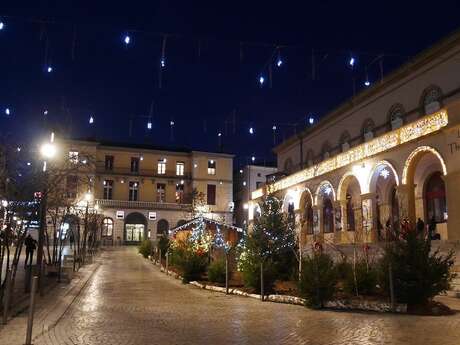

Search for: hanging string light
xmin=276 ymin=50 xmax=283 ymax=67
xmin=124 ymin=34 xmax=131 ymax=45
xmin=259 ymin=75 xmax=265 ymax=86
xmin=364 ymin=69 xmax=370 ymax=86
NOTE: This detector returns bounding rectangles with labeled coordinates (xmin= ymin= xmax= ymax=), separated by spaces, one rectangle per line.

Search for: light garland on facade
xmin=401 ymin=145 xmax=447 ymax=184
xmin=253 ymin=110 xmax=448 ymax=199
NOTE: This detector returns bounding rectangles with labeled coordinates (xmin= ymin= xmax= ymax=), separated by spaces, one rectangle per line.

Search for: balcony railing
xmin=96 ymin=164 xmax=191 ymax=179
xmin=95 ymin=199 xmax=192 ymax=211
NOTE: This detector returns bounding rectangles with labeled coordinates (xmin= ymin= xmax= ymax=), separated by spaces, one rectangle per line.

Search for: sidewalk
xmin=0 ymin=254 xmax=101 ymax=345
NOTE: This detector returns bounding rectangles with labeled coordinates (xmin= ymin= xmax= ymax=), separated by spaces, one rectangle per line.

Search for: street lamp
xmin=40 ymin=143 xmax=57 ymax=160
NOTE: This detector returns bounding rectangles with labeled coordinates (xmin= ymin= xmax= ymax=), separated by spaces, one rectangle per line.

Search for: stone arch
xmin=282 ymin=192 xmax=296 ymax=214
xmin=420 ymin=84 xmax=443 ymax=115
xmin=402 ymin=146 xmax=447 ymax=185
xmin=299 ymin=188 xmax=314 ymax=236
xmin=315 ymin=181 xmax=336 ymax=234
xmin=125 ymin=212 xmax=148 ymax=243
xmin=337 ymin=174 xmax=362 ymax=232
xmin=368 ymin=161 xmax=400 ymax=233
xmin=388 ymin=103 xmax=405 ymax=129
xmin=362 ymin=118 xmax=375 ymax=141
xmin=102 ymin=217 xmax=114 ymax=237
xmin=156 ymin=219 xmax=169 ymax=235
xmin=402 ymin=146 xmax=448 ymax=226
xmin=314 ymin=180 xmax=336 ymax=206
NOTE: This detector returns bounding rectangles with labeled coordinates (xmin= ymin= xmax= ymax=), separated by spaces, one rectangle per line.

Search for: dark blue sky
xmin=1 ymin=1 xmax=460 ymax=168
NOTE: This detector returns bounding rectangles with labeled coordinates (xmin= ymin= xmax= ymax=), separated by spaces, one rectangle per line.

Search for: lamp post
xmin=36 ymin=134 xmax=57 ymax=293
xmin=82 ymin=191 xmax=93 ymax=264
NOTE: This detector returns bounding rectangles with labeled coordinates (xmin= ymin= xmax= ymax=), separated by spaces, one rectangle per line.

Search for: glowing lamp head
xmin=43 ymin=110 xmax=48 ymax=115
xmin=249 ymin=127 xmax=254 ymax=134
xmin=147 ymin=121 xmax=152 ymax=129
xmin=259 ymin=76 xmax=265 ymax=85
xmin=5 ymin=108 xmax=10 ymax=115
xmin=89 ymin=116 xmax=94 ymax=124
xmin=251 ymin=156 xmax=255 ymax=162
xmin=272 ymin=125 xmax=277 ymax=131
xmin=218 ymin=132 xmax=222 ymax=137
xmin=308 ymin=117 xmax=314 ymax=125
xmin=47 ymin=66 xmax=53 ymax=73
xmin=170 ymin=120 xmax=175 ymax=126
xmin=0 ymin=22 xmax=4 ymax=30
xmin=243 ymin=203 xmax=249 ymax=210
xmin=84 ymin=192 xmax=93 ymax=202
xmin=276 ymin=58 xmax=283 ymax=67
xmin=124 ymin=35 xmax=131 ymax=45
xmin=160 ymin=58 xmax=166 ymax=68
xmin=40 ymin=143 xmax=57 ymax=159
xmin=364 ymin=80 xmax=370 ymax=87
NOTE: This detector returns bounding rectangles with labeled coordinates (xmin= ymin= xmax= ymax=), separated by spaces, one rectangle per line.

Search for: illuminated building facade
xmin=59 ymin=140 xmax=234 ymax=244
xmin=250 ymin=31 xmax=460 ymax=247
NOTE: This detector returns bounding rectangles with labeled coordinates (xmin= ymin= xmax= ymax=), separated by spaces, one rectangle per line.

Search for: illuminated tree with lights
xmin=238 ymin=194 xmax=298 ymax=291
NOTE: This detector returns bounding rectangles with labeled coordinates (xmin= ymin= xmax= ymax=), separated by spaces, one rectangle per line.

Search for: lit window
xmin=208 ymin=160 xmax=216 ymax=175
xmin=157 ymin=183 xmax=166 ymax=202
xmin=69 ymin=151 xmax=79 ymax=164
xmin=175 ymin=183 xmax=184 ymax=203
xmin=103 ymin=180 xmax=113 ymax=200
xmin=176 ymin=162 xmax=185 ymax=176
xmin=129 ymin=181 xmax=139 ymax=201
xmin=102 ymin=218 xmax=113 ymax=237
xmin=158 ymin=159 xmax=166 ymax=175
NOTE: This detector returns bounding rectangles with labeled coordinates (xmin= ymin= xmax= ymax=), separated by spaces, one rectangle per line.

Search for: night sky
xmin=1 ymin=1 xmax=460 ymax=168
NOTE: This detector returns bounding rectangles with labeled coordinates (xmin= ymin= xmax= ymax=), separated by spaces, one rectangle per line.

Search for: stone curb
xmin=150 ymin=258 xmax=407 ymax=313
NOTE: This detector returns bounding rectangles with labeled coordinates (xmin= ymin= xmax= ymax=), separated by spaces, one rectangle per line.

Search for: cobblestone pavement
xmin=29 ymin=247 xmax=460 ymax=345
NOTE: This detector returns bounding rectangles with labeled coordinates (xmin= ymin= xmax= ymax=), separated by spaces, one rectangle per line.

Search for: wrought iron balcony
xmin=95 ymin=199 xmax=192 ymax=211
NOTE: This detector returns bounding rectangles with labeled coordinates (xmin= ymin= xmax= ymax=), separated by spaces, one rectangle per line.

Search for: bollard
xmin=165 ymin=252 xmax=169 ymax=275
xmin=2 ymin=269 xmax=12 ymax=325
xmin=389 ymin=262 xmax=395 ymax=311
xmin=225 ymin=254 xmax=229 ymax=295
xmin=25 ymin=276 xmax=38 ymax=345
xmin=260 ymin=261 xmax=264 ymax=302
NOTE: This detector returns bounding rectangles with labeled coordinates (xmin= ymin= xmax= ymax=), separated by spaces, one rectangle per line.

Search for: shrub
xmin=180 ymin=251 xmax=208 ymax=283
xmin=344 ymin=260 xmax=378 ymax=296
xmin=208 ymin=259 xmax=226 ymax=284
xmin=138 ymin=240 xmax=153 ymax=258
xmin=379 ymin=230 xmax=455 ymax=306
xmin=299 ymin=253 xmax=338 ymax=308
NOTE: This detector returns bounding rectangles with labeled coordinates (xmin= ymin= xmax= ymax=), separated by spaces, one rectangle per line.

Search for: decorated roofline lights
xmin=252 ymin=109 xmax=448 ymax=199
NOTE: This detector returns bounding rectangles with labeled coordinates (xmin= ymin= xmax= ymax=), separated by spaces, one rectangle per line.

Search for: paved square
xmin=29 ymin=248 xmax=460 ymax=345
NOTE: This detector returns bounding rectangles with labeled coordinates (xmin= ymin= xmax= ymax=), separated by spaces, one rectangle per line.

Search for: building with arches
xmin=250 ymin=30 xmax=460 ymax=248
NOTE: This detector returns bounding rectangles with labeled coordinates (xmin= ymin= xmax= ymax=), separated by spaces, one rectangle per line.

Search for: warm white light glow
xmin=1 ymin=200 xmax=8 ymax=208
xmin=243 ymin=203 xmax=249 ymax=210
xmin=40 ymin=143 xmax=57 ymax=159
xmin=260 ymin=110 xmax=448 ymax=197
xmin=402 ymin=145 xmax=447 ymax=184
xmin=84 ymin=192 xmax=93 ymax=202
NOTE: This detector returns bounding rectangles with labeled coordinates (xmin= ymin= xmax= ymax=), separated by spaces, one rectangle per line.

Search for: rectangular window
xmin=131 ymin=157 xmax=140 ymax=173
xmin=157 ymin=183 xmax=166 ymax=202
xmin=69 ymin=151 xmax=79 ymax=164
xmin=66 ymin=175 xmax=78 ymax=198
xmin=129 ymin=181 xmax=139 ymax=201
xmin=256 ymin=181 xmax=263 ymax=189
xmin=103 ymin=180 xmax=113 ymax=200
xmin=157 ymin=159 xmax=166 ymax=175
xmin=207 ymin=160 xmax=216 ymax=175
xmin=175 ymin=183 xmax=184 ymax=203
xmin=176 ymin=162 xmax=185 ymax=176
xmin=105 ymin=155 xmax=114 ymax=170
xmin=207 ymin=184 xmax=216 ymax=205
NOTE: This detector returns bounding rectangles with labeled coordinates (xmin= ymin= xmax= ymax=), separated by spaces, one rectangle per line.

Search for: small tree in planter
xmin=379 ymin=229 xmax=455 ymax=307
xmin=299 ymin=249 xmax=338 ymax=309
